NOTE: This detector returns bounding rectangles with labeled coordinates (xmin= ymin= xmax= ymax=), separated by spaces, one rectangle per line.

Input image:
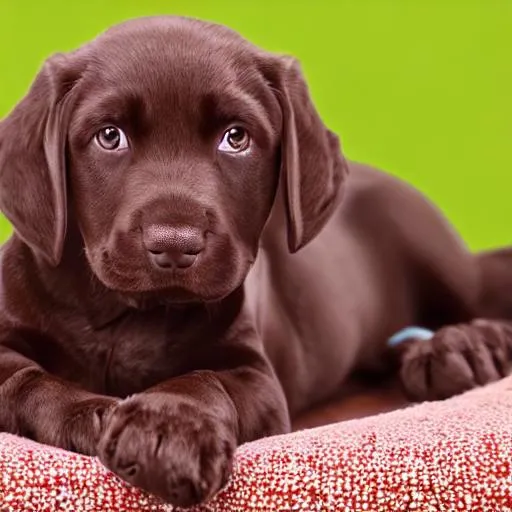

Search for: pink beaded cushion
xmin=1 ymin=376 xmax=511 ymax=511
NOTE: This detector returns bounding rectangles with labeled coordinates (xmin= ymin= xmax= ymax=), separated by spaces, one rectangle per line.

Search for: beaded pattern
xmin=1 ymin=377 xmax=511 ymax=511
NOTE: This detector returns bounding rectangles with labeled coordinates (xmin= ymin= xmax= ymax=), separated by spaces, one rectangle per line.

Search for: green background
xmin=1 ymin=0 xmax=511 ymax=250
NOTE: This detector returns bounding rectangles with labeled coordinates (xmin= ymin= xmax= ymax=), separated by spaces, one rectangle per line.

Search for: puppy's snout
xmin=143 ymin=225 xmax=206 ymax=270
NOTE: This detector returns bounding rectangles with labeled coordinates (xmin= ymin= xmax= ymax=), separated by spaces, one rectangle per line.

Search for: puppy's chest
xmin=64 ymin=312 xmax=190 ymax=397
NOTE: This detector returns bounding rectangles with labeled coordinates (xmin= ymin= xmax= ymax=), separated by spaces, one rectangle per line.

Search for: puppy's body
xmin=1 ymin=16 xmax=511 ymax=507
xmin=0 ymin=165 xmax=477 ymax=410
xmin=249 ymin=163 xmax=480 ymax=412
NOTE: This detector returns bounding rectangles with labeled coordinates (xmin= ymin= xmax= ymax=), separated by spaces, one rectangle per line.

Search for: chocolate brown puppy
xmin=0 ymin=16 xmax=511 ymax=507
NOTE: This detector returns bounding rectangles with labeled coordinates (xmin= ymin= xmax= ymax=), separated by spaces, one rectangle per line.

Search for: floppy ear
xmin=270 ymin=57 xmax=349 ymax=253
xmin=0 ymin=53 xmax=82 ymax=266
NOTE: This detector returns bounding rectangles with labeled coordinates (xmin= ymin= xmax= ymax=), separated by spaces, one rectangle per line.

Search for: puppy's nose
xmin=143 ymin=225 xmax=206 ymax=269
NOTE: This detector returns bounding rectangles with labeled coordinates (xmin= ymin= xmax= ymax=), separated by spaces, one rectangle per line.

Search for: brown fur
xmin=0 ymin=16 xmax=511 ymax=507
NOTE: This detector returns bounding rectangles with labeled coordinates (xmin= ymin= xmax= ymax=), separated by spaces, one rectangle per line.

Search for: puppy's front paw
xmin=400 ymin=320 xmax=512 ymax=401
xmin=97 ymin=394 xmax=236 ymax=507
xmin=61 ymin=396 xmax=119 ymax=456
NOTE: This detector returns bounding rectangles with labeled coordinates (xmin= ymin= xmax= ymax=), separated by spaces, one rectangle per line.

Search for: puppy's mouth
xmin=86 ymin=235 xmax=252 ymax=306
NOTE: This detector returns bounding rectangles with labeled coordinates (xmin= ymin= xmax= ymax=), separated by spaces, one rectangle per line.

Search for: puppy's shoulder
xmin=0 ymin=236 xmax=46 ymax=328
xmin=342 ymin=161 xmax=444 ymax=223
xmin=345 ymin=161 xmax=424 ymax=202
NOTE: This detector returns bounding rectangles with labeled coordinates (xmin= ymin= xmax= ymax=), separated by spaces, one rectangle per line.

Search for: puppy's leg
xmin=97 ymin=314 xmax=289 ymax=508
xmin=476 ymin=247 xmax=512 ymax=319
xmin=398 ymin=248 xmax=512 ymax=401
xmin=398 ymin=319 xmax=512 ymax=401
xmin=0 ymin=337 xmax=118 ymax=455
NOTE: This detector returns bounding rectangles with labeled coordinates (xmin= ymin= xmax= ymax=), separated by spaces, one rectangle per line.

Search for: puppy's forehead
xmin=86 ymin=18 xmax=259 ymax=98
xmin=70 ymin=18 xmax=281 ymax=141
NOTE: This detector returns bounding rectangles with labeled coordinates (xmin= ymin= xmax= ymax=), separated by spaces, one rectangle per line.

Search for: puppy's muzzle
xmin=143 ymin=224 xmax=206 ymax=270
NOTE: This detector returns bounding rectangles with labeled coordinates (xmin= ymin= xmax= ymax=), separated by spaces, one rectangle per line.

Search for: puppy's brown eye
xmin=95 ymin=126 xmax=129 ymax=151
xmin=218 ymin=127 xmax=250 ymax=153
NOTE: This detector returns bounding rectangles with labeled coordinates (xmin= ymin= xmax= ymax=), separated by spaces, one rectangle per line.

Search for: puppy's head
xmin=0 ymin=17 xmax=348 ymax=304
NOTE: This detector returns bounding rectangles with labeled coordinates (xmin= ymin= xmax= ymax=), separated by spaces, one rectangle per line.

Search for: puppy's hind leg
xmin=395 ymin=320 xmax=512 ymax=402
xmin=476 ymin=246 xmax=512 ymax=319
xmin=392 ymin=247 xmax=512 ymax=402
